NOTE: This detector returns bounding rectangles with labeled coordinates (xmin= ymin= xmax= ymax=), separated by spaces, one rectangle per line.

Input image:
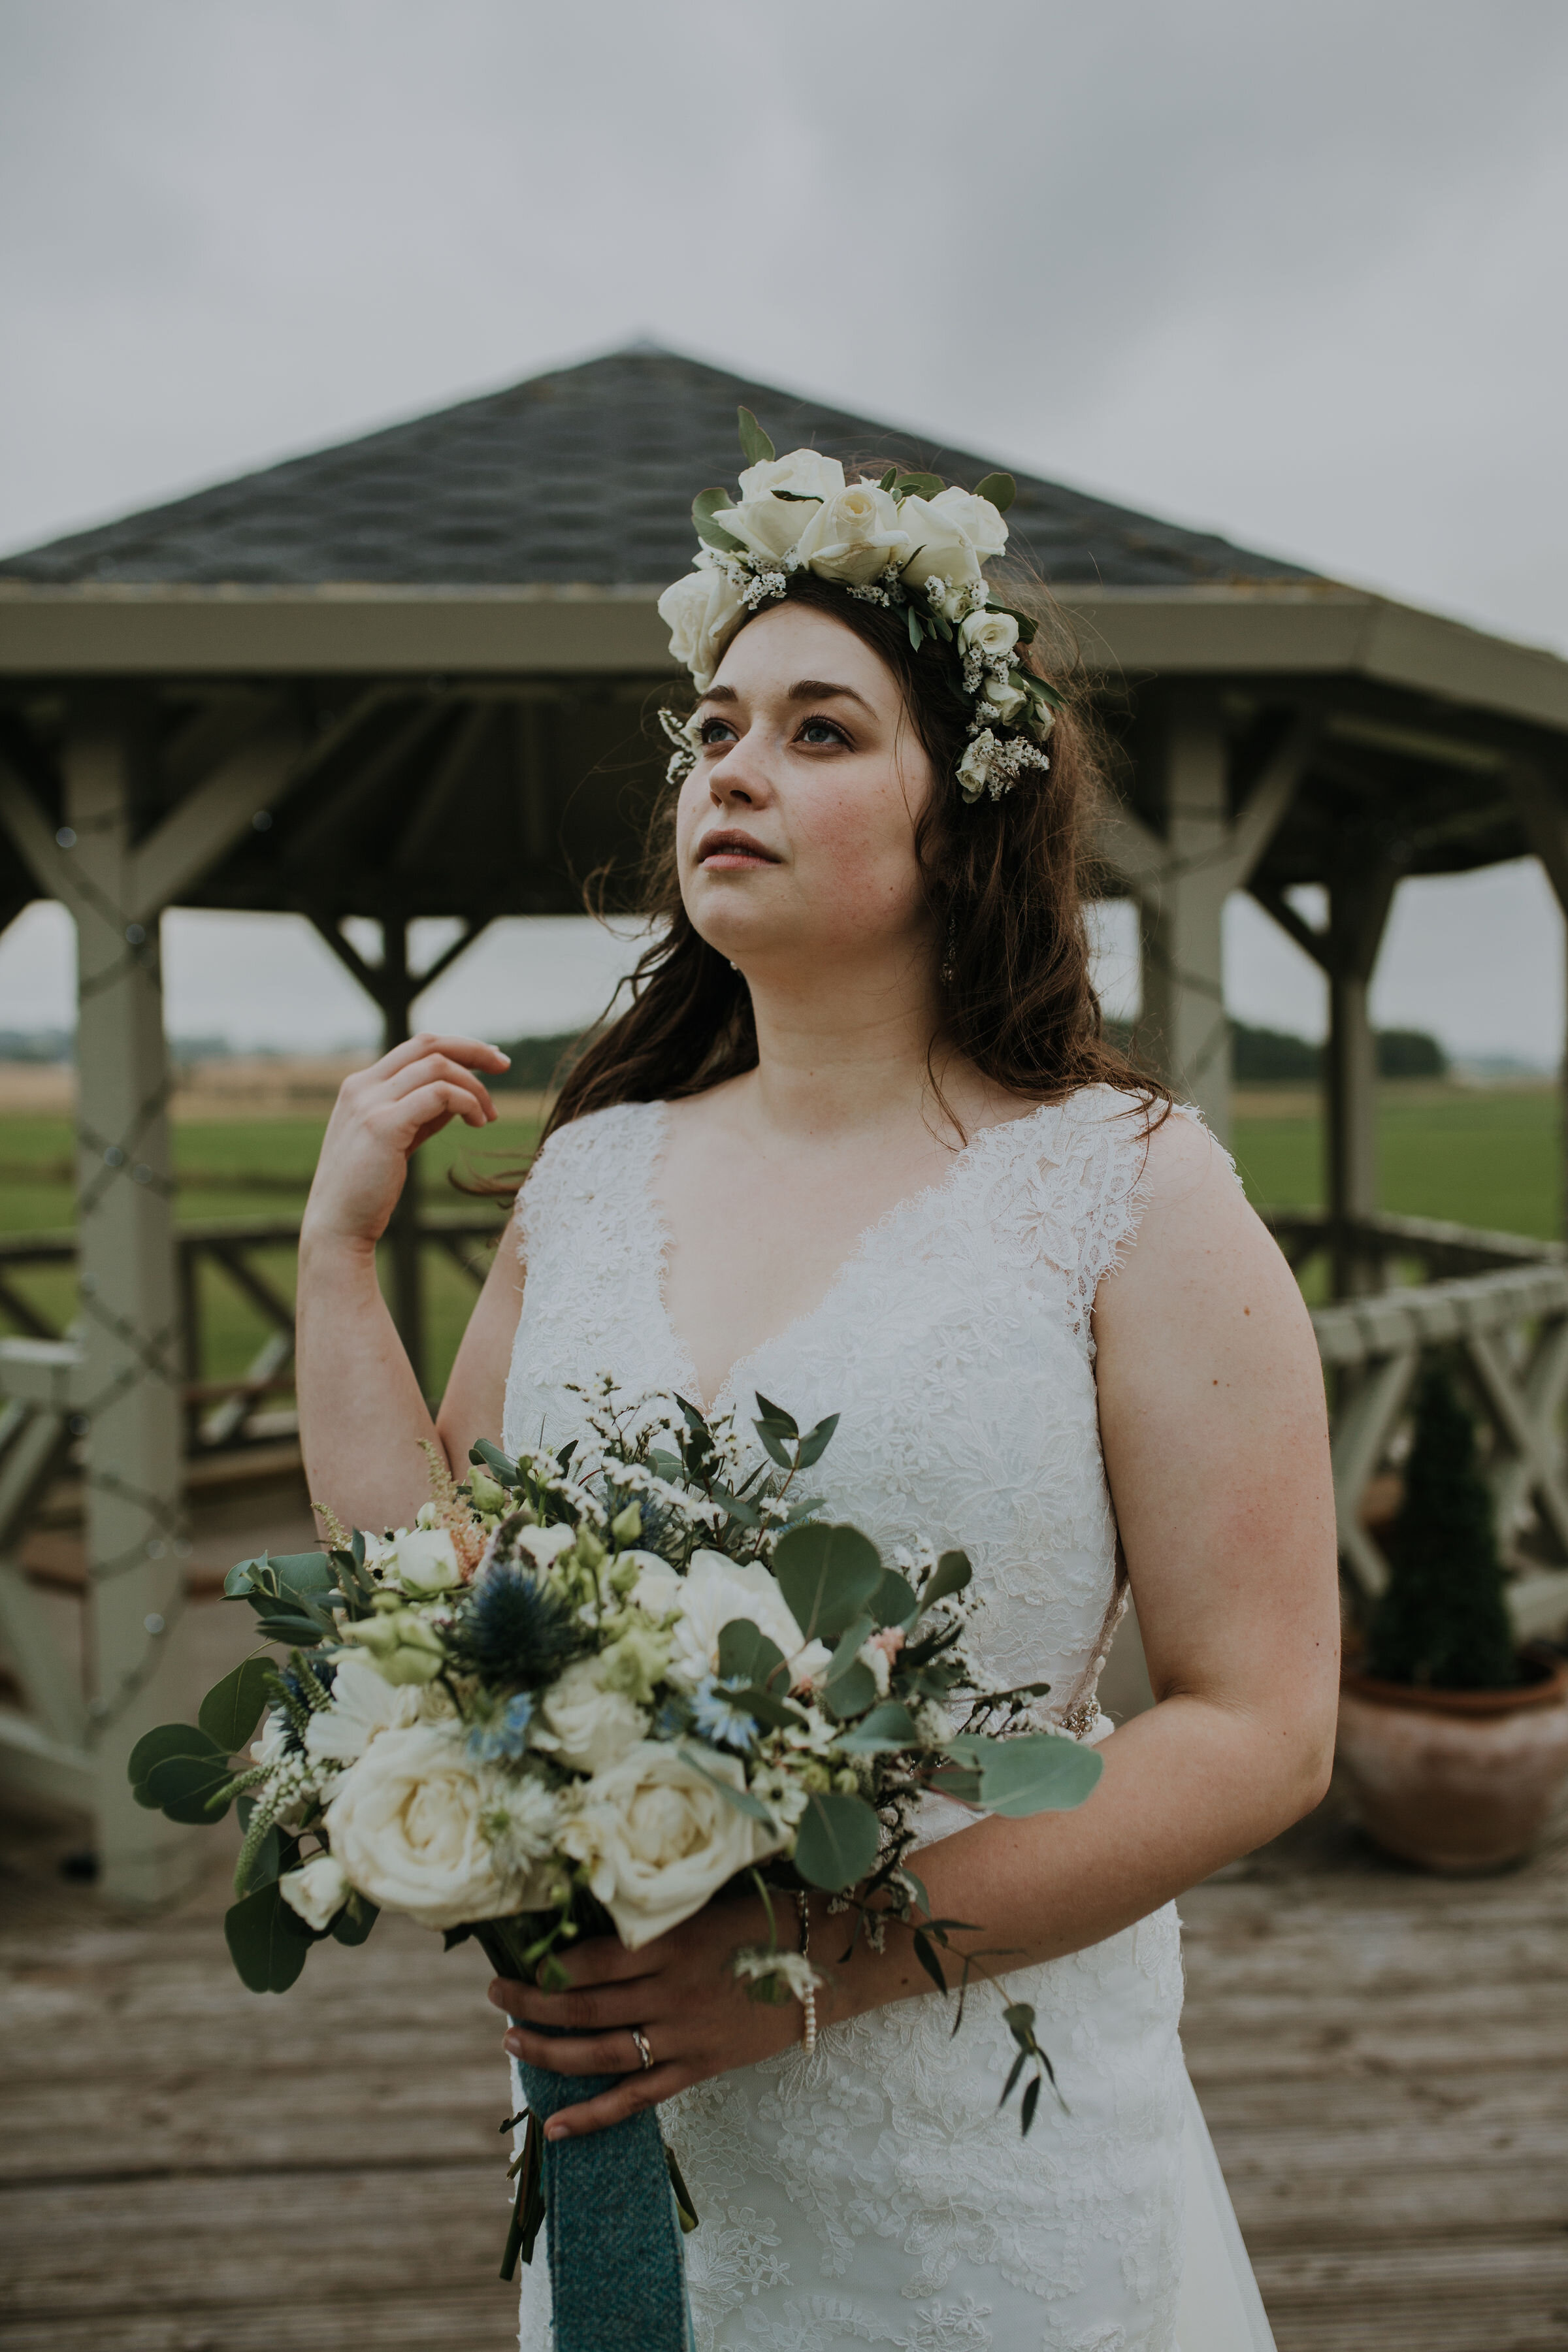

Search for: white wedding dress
xmin=501 ymin=1085 xmax=1276 ymax=2352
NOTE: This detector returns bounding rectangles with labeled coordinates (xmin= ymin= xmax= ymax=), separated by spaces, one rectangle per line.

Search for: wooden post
xmin=1132 ymin=695 xmax=1234 ymax=1141
xmin=1509 ymin=765 xmax=1568 ymax=1246
xmin=1324 ymin=864 xmax=1398 ymax=1298
xmin=65 ymin=700 xmax=194 ymax=1906
xmin=377 ymin=920 xmax=425 ymax=1398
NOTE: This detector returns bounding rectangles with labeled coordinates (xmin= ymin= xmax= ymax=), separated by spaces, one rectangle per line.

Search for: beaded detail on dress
xmin=505 ymin=1086 xmax=1198 ymax=2352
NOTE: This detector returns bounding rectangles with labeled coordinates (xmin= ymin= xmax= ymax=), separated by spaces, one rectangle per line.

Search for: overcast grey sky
xmin=3 ymin=0 xmax=1566 ymax=1056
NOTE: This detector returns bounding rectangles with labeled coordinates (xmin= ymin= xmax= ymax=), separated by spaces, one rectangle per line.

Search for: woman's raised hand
xmin=301 ymin=1033 xmax=510 ymax=1250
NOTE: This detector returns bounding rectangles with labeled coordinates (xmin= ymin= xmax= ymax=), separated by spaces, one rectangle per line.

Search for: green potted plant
xmin=1337 ymin=1363 xmax=1568 ymax=1870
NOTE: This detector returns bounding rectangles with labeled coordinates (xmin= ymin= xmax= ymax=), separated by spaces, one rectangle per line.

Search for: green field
xmin=0 ymin=1111 xmax=543 ymax=1396
xmin=1 ymin=1085 xmax=1560 ymax=1396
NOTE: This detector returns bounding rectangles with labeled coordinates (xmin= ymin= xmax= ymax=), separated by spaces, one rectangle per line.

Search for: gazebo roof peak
xmin=0 ymin=344 xmax=1318 ymax=598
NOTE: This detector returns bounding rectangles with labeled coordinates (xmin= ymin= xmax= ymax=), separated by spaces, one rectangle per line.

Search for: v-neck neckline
xmin=637 ymin=1094 xmax=1060 ymax=1416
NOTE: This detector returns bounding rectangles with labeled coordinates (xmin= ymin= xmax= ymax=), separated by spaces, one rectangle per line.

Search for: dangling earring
xmin=940 ymin=913 xmax=957 ymax=988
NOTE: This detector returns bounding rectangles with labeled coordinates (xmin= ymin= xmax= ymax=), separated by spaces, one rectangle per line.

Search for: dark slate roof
xmin=0 ymin=346 xmax=1318 ymax=593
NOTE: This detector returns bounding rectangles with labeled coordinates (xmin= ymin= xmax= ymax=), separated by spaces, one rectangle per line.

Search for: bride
xmin=297 ymin=437 xmax=1339 ymax=2352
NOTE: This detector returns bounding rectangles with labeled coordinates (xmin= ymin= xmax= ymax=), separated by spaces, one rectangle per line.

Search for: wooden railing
xmin=1265 ymin=1210 xmax=1568 ymax=1642
xmin=0 ymin=1208 xmax=505 ymax=1455
xmin=3 ymin=1205 xmax=1568 ymax=1645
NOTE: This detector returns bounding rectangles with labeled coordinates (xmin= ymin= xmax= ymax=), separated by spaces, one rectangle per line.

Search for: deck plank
xmin=4 ymin=1761 xmax=1568 ymax=2349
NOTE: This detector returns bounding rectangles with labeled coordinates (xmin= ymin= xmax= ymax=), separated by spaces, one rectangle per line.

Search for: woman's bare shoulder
xmin=1096 ymin=1102 xmax=1312 ymax=1343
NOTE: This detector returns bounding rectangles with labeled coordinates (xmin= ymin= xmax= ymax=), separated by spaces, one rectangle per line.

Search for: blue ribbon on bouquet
xmin=512 ymin=2037 xmax=696 ymax=2352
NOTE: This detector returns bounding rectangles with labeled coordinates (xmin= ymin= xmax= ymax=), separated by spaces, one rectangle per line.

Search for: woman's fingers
xmin=383 ymin=1055 xmax=498 ymax=1123
xmin=381 ymin=1080 xmax=489 ymax=1141
xmin=536 ymin=2066 xmax=685 ymax=2142
xmin=369 ymin=1032 xmax=511 ymax=1083
xmin=488 ymin=1970 xmax=655 ymax=2033
xmin=500 ymin=2019 xmax=656 ymax=2077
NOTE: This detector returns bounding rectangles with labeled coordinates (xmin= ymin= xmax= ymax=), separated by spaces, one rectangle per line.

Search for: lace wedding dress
xmin=501 ymin=1085 xmax=1277 ymax=2352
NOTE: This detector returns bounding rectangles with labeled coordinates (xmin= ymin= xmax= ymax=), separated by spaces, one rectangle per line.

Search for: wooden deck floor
xmin=2 ymin=1768 xmax=1565 ymax=2351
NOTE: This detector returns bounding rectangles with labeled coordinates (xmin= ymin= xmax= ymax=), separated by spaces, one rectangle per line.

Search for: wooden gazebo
xmin=4 ymin=344 xmax=1568 ymax=1901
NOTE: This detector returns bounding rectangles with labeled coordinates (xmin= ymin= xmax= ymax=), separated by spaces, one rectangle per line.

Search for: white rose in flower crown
xmin=929 ymin=485 xmax=1009 ymax=562
xmin=383 ymin=1526 xmax=463 ymax=1595
xmin=558 ymin=1740 xmax=785 ymax=1948
xmin=958 ymin=606 xmax=1019 ymax=668
xmin=634 ymin=1550 xmax=830 ymax=1690
xmin=896 ymin=496 xmax=985 ymax=607
xmin=711 ymin=495 xmax=809 ymax=563
xmin=957 ymin=733 xmax=1000 ymax=801
xmin=794 ymin=482 xmax=911 ymax=588
xmin=324 ymin=1723 xmax=549 ymax=1930
xmin=981 ymin=673 xmax=1029 ymax=726
xmin=278 ymin=1851 xmax=349 ymax=1933
xmin=536 ymin=1656 xmax=649 ymax=1773
xmin=657 ymin=563 xmax=747 ymax=693
xmin=737 ymin=448 xmax=845 ymax=504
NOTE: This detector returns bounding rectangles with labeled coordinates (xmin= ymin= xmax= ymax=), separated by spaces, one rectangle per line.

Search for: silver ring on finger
xmin=630 ymin=2027 xmax=654 ymax=2072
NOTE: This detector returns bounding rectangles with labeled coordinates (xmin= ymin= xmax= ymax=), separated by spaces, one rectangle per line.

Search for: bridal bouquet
xmin=128 ymin=1383 xmax=1102 ymax=2345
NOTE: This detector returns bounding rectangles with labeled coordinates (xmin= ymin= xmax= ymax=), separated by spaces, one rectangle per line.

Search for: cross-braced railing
xmin=1266 ymin=1211 xmax=1568 ymax=1644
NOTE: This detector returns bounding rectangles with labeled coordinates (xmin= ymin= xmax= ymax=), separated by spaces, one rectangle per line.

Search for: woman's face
xmin=675 ymin=600 xmax=937 ymax=983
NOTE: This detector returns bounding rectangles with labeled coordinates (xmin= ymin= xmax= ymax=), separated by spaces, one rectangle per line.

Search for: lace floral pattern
xmin=504 ymin=1087 xmax=1197 ymax=2351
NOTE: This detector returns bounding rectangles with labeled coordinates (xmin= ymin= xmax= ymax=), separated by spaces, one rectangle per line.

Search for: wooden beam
xmin=395 ymin=705 xmax=494 ymax=868
xmin=130 ymin=716 xmax=307 ymax=920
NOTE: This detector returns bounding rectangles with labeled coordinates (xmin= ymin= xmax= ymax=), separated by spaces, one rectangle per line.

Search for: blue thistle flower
xmin=466 ymin=1690 xmax=536 ymax=1763
xmin=451 ymin=1561 xmax=585 ymax=1687
xmin=690 ymin=1674 xmax=760 ymax=1753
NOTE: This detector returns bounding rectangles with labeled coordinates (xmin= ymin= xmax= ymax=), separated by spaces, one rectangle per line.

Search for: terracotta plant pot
xmin=1336 ymin=1646 xmax=1568 ymax=1872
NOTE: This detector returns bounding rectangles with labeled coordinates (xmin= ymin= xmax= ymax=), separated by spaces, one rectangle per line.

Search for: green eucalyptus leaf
xmin=822 ymin=1659 xmax=877 ymax=1720
xmin=146 ymin=1750 xmax=236 ymax=1824
xmin=270 ymin=1553 xmax=336 ymax=1605
xmin=868 ymin=1569 xmax=919 ymax=1629
xmin=198 ymin=1656 xmax=273 ymax=1756
xmin=1021 ymin=2076 xmax=1041 ymax=2135
xmin=679 ymin=1745 xmax=776 ymax=1822
xmin=224 ymin=1880 xmax=312 ymax=1995
xmin=693 ymin=487 xmax=746 ymax=553
xmin=717 ymin=1618 xmax=787 ymax=1689
xmin=735 ymin=1684 xmax=803 ymax=1731
xmin=330 ymin=1893 xmax=379 ymax=1946
xmin=879 ymin=466 xmax=898 ymax=491
xmin=921 ymin=1550 xmax=972 ymax=1610
xmin=894 ymin=471 xmax=943 ymax=501
xmin=127 ymin=1720 xmax=222 ymax=1805
xmin=737 ymin=406 xmax=775 ymax=465
xmin=911 ymin=1928 xmax=947 ymax=1994
xmin=792 ymin=1791 xmax=879 ymax=1891
xmin=472 ymin=1439 xmax=521 ymax=1486
xmin=252 ymin=1612 xmax=327 ymax=1648
xmin=754 ymin=1423 xmax=794 ymax=1471
xmin=927 ymin=1761 xmax=983 ymax=1804
xmin=835 ymin=1700 xmax=919 ymax=1754
xmin=772 ymin=1523 xmax=883 ymax=1643
xmin=753 ymin=1392 xmax=798 ymax=1440
xmin=793 ymin=1413 xmax=840 ymax=1469
xmin=972 ymin=1732 xmax=1103 ymax=1818
xmin=907 ymin=607 xmax=925 ymax=651
xmin=224 ymin=1557 xmax=263 ymax=1597
xmin=972 ymin=471 xmax=1017 ymax=513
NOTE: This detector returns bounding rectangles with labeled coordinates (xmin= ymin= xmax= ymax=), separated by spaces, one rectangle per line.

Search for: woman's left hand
xmin=488 ymin=1893 xmax=806 ymax=2141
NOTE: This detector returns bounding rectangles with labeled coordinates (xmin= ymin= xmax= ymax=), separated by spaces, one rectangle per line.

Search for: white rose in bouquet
xmin=896 ymin=497 xmax=985 ymax=611
xmin=929 ymin=484 xmax=1010 ymax=563
xmin=559 ymin=1741 xmax=785 ymax=1948
xmin=794 ymin=482 xmax=911 ymax=587
xmin=304 ymin=1656 xmax=423 ymax=1782
xmin=537 ymin=1656 xmax=649 ymax=1773
xmin=657 ymin=564 xmax=747 ymax=693
xmin=278 ymin=1851 xmax=349 ymax=1932
xmin=634 ymin=1550 xmax=830 ymax=1690
xmin=325 ymin=1723 xmax=556 ymax=1930
xmin=382 ymin=1526 xmax=463 ymax=1595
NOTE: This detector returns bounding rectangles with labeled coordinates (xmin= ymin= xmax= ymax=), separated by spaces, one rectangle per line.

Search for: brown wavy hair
xmin=517 ymin=564 xmax=1166 ymax=1160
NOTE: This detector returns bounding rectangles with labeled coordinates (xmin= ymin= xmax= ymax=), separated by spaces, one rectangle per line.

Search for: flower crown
xmin=657 ymin=408 xmax=1061 ymax=804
